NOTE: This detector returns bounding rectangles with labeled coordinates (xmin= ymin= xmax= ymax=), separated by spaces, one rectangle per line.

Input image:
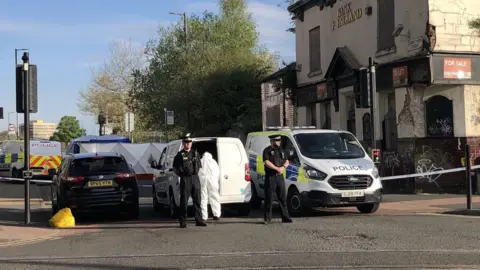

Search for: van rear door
xmin=216 ymin=138 xmax=248 ymax=196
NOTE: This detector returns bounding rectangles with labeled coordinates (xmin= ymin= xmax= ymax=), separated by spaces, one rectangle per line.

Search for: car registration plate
xmin=88 ymin=180 xmax=113 ymax=187
xmin=341 ymin=190 xmax=364 ymax=198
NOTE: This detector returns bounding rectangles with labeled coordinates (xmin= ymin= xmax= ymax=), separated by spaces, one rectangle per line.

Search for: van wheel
xmin=250 ymin=183 xmax=262 ymax=209
xmin=152 ymin=186 xmax=162 ymax=212
xmin=287 ymin=188 xmax=307 ymax=216
xmin=356 ymin=203 xmax=380 ymax=214
xmin=168 ymin=192 xmax=178 ymax=219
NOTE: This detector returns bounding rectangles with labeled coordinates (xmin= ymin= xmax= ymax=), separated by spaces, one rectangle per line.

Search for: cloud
xmin=185 ymin=1 xmax=295 ymax=60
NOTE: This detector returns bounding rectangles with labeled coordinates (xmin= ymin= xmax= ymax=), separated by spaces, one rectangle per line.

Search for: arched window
xmin=362 ymin=113 xmax=371 ymax=141
xmin=425 ymin=95 xmax=453 ymax=137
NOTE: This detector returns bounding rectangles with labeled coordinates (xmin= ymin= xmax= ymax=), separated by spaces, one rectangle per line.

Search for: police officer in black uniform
xmin=172 ymin=133 xmax=207 ymax=228
xmin=262 ymin=134 xmax=293 ymax=224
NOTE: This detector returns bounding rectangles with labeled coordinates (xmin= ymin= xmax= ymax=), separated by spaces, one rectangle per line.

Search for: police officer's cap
xmin=268 ymin=134 xmax=281 ymax=140
xmin=182 ymin=133 xmax=193 ymax=142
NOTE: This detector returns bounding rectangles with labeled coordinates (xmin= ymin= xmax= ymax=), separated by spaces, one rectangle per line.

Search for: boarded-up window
xmin=425 ymin=95 xmax=454 ymax=137
xmin=309 ymin=26 xmax=321 ymax=72
xmin=377 ymin=0 xmax=395 ymax=51
xmin=266 ymin=105 xmax=281 ymax=126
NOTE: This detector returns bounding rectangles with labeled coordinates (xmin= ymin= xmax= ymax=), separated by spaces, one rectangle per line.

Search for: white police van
xmin=150 ymin=137 xmax=251 ymax=218
xmin=245 ymin=126 xmax=382 ymax=216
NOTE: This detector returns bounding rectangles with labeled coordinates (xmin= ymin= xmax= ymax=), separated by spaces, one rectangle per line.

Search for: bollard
xmin=465 ymin=144 xmax=472 ymax=210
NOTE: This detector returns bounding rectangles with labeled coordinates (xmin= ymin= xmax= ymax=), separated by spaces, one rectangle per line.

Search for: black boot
xmin=196 ymin=221 xmax=207 ymax=227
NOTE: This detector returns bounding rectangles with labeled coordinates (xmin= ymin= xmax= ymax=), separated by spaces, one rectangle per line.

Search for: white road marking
xmin=0 ymin=249 xmax=480 ymax=262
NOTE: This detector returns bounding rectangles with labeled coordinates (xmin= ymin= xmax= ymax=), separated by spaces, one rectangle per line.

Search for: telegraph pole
xmin=169 ymin=12 xmax=189 ymax=130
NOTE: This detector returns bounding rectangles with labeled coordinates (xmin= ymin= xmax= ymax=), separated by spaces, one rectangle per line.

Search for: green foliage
xmin=50 ymin=116 xmax=86 ymax=143
xmin=133 ymin=0 xmax=277 ymax=137
xmin=469 ymin=18 xmax=480 ymax=30
xmin=272 ymin=62 xmax=297 ymax=103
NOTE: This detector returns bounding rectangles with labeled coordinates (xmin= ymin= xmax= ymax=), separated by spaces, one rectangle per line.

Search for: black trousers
xmin=179 ymin=175 xmax=202 ymax=223
xmin=264 ymin=174 xmax=290 ymax=221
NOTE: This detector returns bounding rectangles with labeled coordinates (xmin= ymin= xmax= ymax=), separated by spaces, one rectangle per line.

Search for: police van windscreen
xmin=293 ymin=132 xmax=365 ymax=159
xmin=30 ymin=142 xmax=61 ymax=156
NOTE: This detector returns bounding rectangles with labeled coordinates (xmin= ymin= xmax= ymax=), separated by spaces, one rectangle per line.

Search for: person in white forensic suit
xmin=198 ymin=151 xmax=221 ymax=221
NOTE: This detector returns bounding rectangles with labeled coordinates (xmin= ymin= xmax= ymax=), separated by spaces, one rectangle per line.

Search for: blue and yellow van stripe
xmin=248 ymin=153 xmax=308 ymax=182
xmin=248 ymin=131 xmax=309 ymax=182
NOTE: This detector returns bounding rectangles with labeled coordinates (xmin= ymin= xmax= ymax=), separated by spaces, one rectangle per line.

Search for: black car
xmin=50 ymin=152 xmax=139 ymax=219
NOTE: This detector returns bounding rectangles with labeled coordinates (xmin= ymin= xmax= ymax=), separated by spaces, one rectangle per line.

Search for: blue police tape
xmin=0 ymin=177 xmax=152 ymax=188
xmin=380 ymin=164 xmax=480 ymax=181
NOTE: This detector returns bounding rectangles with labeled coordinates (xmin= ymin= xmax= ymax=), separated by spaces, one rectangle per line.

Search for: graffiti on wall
xmin=383 ymin=150 xmax=413 ymax=176
xmin=415 ymin=145 xmax=454 ymax=188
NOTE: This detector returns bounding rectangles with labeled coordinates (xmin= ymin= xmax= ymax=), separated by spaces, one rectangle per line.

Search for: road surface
xmin=0 ymin=201 xmax=479 ymax=269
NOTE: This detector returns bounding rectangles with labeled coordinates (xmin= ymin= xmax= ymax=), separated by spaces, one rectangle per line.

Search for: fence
xmin=116 ymin=131 xmax=166 ymax=143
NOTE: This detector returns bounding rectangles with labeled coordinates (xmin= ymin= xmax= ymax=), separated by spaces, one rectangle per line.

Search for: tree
xmin=77 ymin=39 xmax=145 ymax=131
xmin=280 ymin=0 xmax=298 ymax=33
xmin=469 ymin=18 xmax=480 ymax=31
xmin=50 ymin=116 xmax=86 ymax=143
xmin=132 ymin=0 xmax=278 ymax=136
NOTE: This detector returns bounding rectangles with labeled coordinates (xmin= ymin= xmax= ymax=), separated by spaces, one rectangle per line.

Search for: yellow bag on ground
xmin=49 ymin=207 xmax=75 ymax=228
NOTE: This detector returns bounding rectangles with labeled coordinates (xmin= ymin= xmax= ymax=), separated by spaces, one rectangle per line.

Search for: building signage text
xmin=317 ymin=83 xmax=327 ymax=99
xmin=392 ymin=66 xmax=408 ymax=87
xmin=443 ymin=58 xmax=472 ymax=79
xmin=332 ymin=2 xmax=363 ymax=30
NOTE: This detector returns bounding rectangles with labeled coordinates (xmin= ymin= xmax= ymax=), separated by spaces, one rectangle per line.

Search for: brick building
xmin=285 ymin=0 xmax=480 ymax=193
xmin=260 ymin=63 xmax=297 ymax=130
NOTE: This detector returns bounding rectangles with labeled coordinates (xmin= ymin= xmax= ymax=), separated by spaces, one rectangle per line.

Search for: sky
xmin=0 ymin=0 xmax=295 ymax=136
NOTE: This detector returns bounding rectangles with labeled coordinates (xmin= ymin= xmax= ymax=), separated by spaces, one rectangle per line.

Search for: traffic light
xmin=371 ymin=149 xmax=380 ymax=164
xmin=98 ymin=114 xmax=106 ymax=125
xmin=0 ymin=107 xmax=3 ymax=119
xmin=356 ymin=68 xmax=370 ymax=108
xmin=16 ymin=64 xmax=38 ymax=113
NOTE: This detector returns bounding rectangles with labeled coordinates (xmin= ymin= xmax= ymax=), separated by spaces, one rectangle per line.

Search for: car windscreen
xmin=293 ymin=132 xmax=365 ymax=159
xmin=69 ymin=156 xmax=129 ymax=176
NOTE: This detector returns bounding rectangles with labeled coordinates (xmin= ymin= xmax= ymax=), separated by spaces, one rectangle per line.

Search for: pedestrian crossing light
xmin=371 ymin=149 xmax=380 ymax=164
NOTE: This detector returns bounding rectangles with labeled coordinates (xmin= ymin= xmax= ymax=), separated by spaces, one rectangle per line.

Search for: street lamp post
xmin=169 ymin=12 xmax=190 ymax=130
xmin=15 ymin=48 xmax=28 ymax=140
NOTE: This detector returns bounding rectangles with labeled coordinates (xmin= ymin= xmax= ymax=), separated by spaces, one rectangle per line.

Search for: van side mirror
xmin=150 ymin=160 xmax=158 ymax=169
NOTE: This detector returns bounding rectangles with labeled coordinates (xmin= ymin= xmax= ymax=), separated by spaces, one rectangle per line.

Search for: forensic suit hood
xmin=199 ymin=152 xmax=220 ymax=177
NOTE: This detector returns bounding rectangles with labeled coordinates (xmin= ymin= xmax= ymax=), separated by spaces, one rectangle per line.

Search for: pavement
xmin=0 ymin=194 xmax=478 ymax=268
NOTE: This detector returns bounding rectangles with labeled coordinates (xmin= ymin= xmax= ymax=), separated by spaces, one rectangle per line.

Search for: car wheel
xmin=51 ymin=186 xmax=58 ymax=216
xmin=168 ymin=192 xmax=178 ymax=219
xmin=12 ymin=169 xmax=22 ymax=184
xmin=152 ymin=186 xmax=162 ymax=212
xmin=287 ymin=187 xmax=307 ymax=217
xmin=250 ymin=183 xmax=262 ymax=209
xmin=356 ymin=203 xmax=380 ymax=214
xmin=127 ymin=200 xmax=140 ymax=220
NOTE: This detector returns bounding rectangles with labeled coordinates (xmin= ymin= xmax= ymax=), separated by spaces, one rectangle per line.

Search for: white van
xmin=245 ymin=127 xmax=382 ymax=216
xmin=150 ymin=137 xmax=251 ymax=218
